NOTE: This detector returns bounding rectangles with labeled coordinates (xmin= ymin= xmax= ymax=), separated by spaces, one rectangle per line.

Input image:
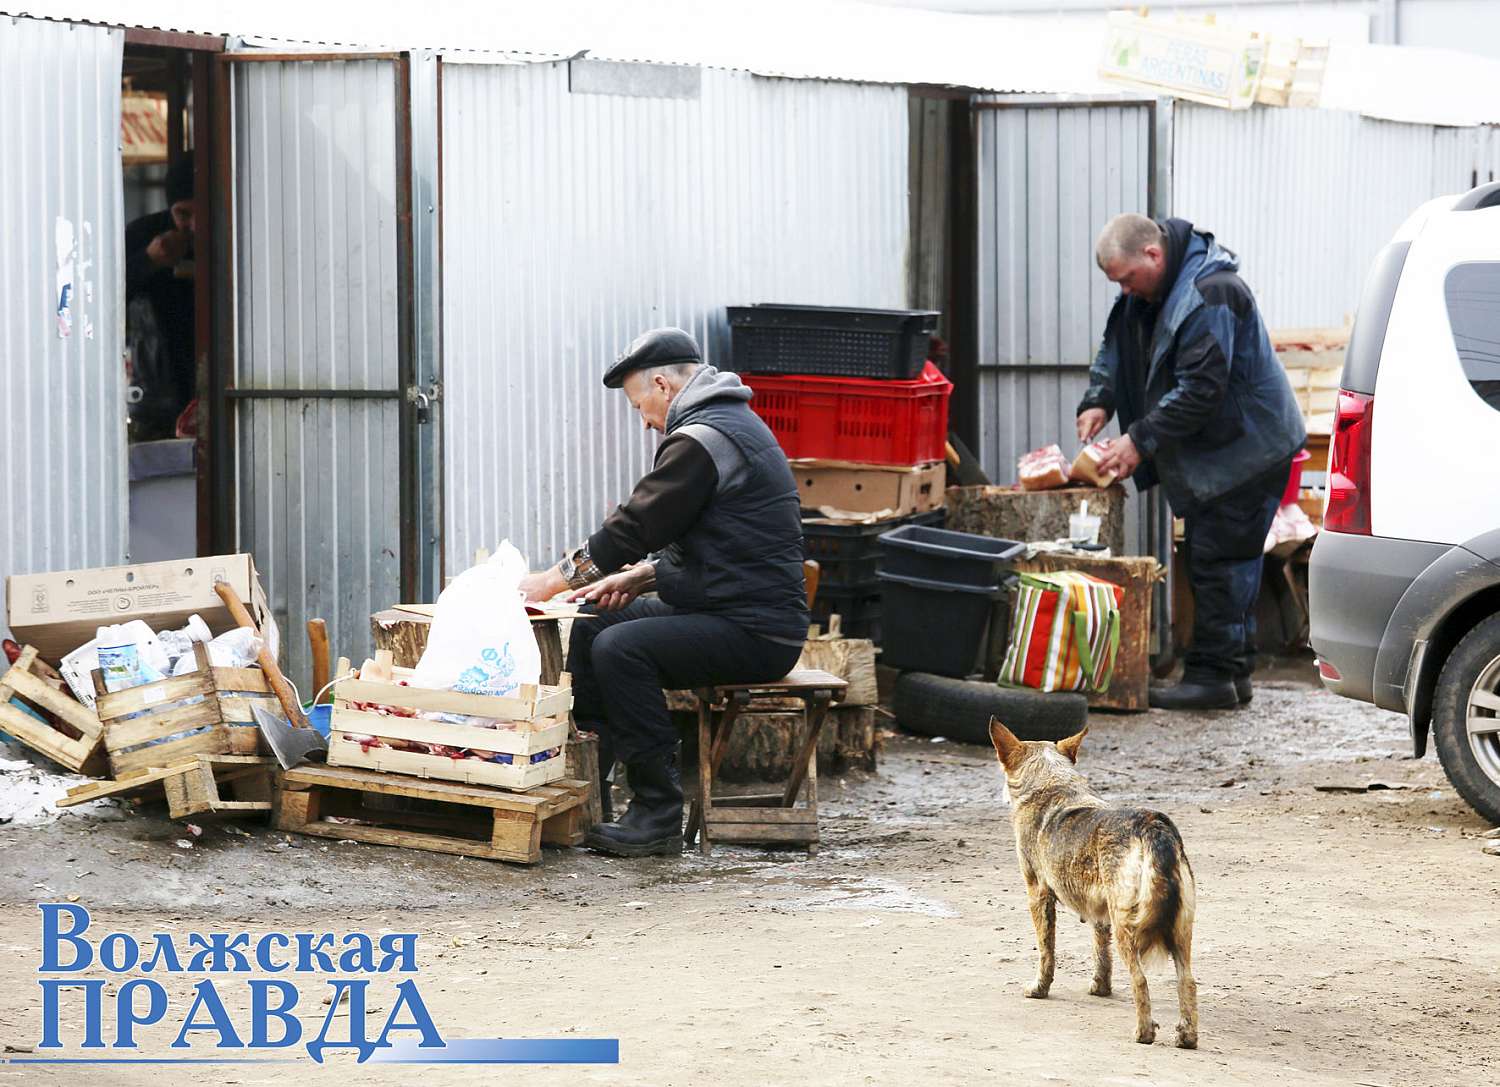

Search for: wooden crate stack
xmin=271 ymin=659 xmax=590 ymax=864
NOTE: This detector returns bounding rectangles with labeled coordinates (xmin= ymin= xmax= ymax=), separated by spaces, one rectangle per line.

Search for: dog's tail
xmin=1133 ymin=813 xmax=1196 ymax=967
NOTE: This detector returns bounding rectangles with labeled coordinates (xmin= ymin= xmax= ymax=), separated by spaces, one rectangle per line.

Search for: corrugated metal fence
xmin=1174 ymin=103 xmax=1500 ymax=329
xmin=439 ymin=60 xmax=909 ymax=573
xmin=228 ymin=56 xmax=404 ymax=689
xmin=973 ymin=100 xmax=1158 ymax=558
xmin=0 ymin=17 xmax=126 ymax=611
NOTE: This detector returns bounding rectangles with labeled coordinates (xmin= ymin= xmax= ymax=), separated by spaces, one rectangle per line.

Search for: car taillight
xmin=1324 ymin=390 xmax=1374 ymax=535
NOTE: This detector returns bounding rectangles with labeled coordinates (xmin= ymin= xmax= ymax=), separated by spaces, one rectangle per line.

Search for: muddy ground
xmin=1 ymin=662 xmax=1497 ymax=1086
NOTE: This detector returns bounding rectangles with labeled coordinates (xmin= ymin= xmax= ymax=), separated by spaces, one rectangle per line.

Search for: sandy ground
xmin=2 ymin=664 xmax=1498 ymax=1087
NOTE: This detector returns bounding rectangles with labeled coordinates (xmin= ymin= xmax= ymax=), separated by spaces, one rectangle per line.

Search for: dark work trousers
xmin=566 ymin=597 xmax=804 ymax=768
xmin=1180 ymin=459 xmax=1293 ymax=681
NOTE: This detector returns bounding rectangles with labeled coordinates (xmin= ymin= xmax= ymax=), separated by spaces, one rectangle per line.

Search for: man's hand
xmin=1096 ymin=433 xmax=1142 ymax=479
xmin=568 ymin=563 xmax=654 ymax=612
xmin=519 ymin=566 xmax=567 ymax=603
xmin=1077 ymin=408 xmax=1109 ymax=444
xmin=146 ymin=229 xmax=192 ymax=270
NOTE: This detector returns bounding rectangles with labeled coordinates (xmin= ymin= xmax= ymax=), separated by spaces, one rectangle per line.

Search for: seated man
xmin=520 ymin=328 xmax=809 ymax=857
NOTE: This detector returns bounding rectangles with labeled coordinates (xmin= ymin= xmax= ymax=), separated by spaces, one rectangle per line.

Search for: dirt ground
xmin=2 ymin=662 xmax=1498 ymax=1086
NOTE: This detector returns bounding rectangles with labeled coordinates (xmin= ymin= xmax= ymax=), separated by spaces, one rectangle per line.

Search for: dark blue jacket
xmin=1078 ymin=218 xmax=1305 ymax=510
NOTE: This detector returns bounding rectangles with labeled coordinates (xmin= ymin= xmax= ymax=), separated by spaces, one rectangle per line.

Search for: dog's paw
xmin=1088 ymin=978 xmax=1111 ymax=997
xmin=1174 ymin=1022 xmax=1197 ymax=1050
xmin=1134 ymin=1020 xmax=1158 ymax=1045
xmin=1023 ymin=981 xmax=1051 ymax=999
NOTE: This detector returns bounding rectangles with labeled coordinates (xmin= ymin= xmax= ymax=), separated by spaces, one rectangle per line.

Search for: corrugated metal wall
xmin=1173 ymin=104 xmax=1498 ymax=330
xmin=439 ymin=61 xmax=908 ymax=572
xmin=230 ymin=57 xmax=403 ymax=690
xmin=973 ymin=101 xmax=1153 ymax=495
xmin=0 ymin=17 xmax=125 ymax=614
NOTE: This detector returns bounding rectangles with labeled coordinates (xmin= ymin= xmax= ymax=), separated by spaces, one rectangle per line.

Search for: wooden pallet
xmin=163 ymin=755 xmax=277 ymax=819
xmin=274 ymin=763 xmax=591 ymax=864
xmin=0 ymin=647 xmax=105 ymax=774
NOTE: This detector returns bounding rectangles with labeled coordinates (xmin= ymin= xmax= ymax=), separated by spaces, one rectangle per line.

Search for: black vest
xmin=653 ymin=394 xmax=809 ymax=645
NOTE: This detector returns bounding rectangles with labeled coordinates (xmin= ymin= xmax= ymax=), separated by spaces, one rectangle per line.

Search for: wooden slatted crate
xmin=328 ymin=669 xmax=573 ymax=792
xmin=92 ymin=643 xmax=277 ymax=778
xmin=0 ymin=647 xmax=105 ymax=774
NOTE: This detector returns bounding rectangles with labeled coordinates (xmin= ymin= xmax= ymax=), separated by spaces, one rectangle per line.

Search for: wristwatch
xmin=558 ymin=545 xmax=602 ymax=590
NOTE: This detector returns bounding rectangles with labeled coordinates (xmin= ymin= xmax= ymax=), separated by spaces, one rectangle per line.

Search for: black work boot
xmin=1149 ymin=674 xmax=1239 ymax=711
xmin=584 ymin=754 xmax=684 ymax=857
xmin=1234 ymin=675 xmax=1253 ymax=705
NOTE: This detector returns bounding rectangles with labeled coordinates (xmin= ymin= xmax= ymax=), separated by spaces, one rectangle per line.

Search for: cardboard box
xmin=792 ymin=460 xmax=945 ymax=518
xmin=7 ymin=554 xmax=272 ymax=663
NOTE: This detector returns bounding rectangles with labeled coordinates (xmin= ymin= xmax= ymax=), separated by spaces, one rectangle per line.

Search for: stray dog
xmin=989 ymin=718 xmax=1199 ymax=1048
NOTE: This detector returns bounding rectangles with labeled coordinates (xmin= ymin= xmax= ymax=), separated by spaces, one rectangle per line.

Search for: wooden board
xmin=54 ymin=763 xmax=190 ymax=808
xmin=335 ymin=677 xmax=573 ymax=722
xmin=162 ymin=755 xmax=276 ymax=819
xmin=0 ymin=647 xmax=106 ymax=774
xmin=327 ymin=736 xmax=567 ymax=791
xmin=274 ymin=764 xmax=589 ymax=864
xmin=1009 ymin=554 xmax=1160 ymax=713
xmin=945 ymin=484 xmax=1128 ymax=555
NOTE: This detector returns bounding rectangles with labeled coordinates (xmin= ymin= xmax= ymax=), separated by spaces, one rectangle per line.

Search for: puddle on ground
xmin=751 ymin=872 xmax=959 ymax=918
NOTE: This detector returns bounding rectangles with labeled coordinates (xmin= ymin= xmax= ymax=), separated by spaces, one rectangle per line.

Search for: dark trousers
xmin=566 ymin=597 xmax=804 ymax=767
xmin=1181 ymin=460 xmax=1292 ymax=681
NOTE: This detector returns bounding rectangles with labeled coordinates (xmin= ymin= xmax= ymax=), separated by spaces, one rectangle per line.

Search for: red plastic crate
xmin=744 ymin=362 xmax=951 ymax=466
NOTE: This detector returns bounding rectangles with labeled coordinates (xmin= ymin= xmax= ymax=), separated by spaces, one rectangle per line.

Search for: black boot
xmin=1149 ymin=675 xmax=1239 ymax=711
xmin=585 ymin=754 xmax=684 ymax=857
xmin=1233 ymin=675 xmax=1253 ymax=705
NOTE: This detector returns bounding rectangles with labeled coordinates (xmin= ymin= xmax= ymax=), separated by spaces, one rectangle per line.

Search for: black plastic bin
xmin=728 ymin=304 xmax=940 ymax=379
xmin=810 ymin=581 xmax=884 ymax=641
xmin=803 ymin=508 xmax=945 ymax=566
xmin=877 ymin=524 xmax=1024 ymax=588
xmin=876 ymin=571 xmax=1004 ymax=677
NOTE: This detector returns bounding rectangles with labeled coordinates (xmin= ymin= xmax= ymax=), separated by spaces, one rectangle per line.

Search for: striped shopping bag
xmin=998 ymin=570 xmax=1124 ymax=694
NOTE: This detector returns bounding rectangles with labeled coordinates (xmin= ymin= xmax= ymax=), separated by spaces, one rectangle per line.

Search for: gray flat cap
xmin=602 ymin=327 xmax=702 ymax=388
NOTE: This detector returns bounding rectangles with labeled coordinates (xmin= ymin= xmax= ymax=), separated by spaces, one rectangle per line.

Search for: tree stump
xmin=370 ymin=610 xmax=565 ymax=686
xmin=945 ymin=484 xmax=1128 ymax=555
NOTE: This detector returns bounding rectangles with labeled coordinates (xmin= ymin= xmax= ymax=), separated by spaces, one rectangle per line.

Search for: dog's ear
xmin=1056 ymin=726 xmax=1088 ymax=764
xmin=988 ymin=717 xmax=1025 ymax=771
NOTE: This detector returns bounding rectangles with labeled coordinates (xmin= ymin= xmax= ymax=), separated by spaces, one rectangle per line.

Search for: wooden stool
xmin=685 ymin=668 xmax=847 ymax=855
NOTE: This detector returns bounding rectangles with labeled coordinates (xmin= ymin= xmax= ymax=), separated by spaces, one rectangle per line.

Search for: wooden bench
xmin=685 ymin=668 xmax=847 ymax=855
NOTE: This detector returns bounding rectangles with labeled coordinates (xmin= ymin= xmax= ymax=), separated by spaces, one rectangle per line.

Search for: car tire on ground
xmin=893 ymin=671 xmax=1089 ymax=746
xmin=1431 ymin=612 xmax=1500 ymax=826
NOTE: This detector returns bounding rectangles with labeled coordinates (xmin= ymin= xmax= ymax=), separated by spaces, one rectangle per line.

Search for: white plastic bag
xmin=412 ymin=541 xmax=541 ymax=696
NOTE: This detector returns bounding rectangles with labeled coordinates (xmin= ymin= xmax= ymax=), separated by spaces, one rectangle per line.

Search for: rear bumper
xmin=1308 ymin=532 xmax=1449 ymax=706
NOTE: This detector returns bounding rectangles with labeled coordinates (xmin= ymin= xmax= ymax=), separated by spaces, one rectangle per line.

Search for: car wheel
xmin=893 ymin=671 xmax=1089 ymax=746
xmin=1432 ymin=612 xmax=1500 ymax=826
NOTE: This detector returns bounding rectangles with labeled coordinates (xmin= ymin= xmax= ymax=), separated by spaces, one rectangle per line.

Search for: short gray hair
xmin=1095 ymin=214 xmax=1163 ymax=269
xmin=635 ymin=361 xmax=700 ymax=385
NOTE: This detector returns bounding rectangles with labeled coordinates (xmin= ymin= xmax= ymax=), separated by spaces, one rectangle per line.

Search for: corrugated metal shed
xmin=1173 ymin=104 xmax=1497 ymax=330
xmin=440 ymin=61 xmax=908 ymax=571
xmin=228 ymin=56 xmax=404 ymax=689
xmin=973 ymin=100 xmax=1154 ymax=485
xmin=0 ymin=17 xmax=126 ymax=606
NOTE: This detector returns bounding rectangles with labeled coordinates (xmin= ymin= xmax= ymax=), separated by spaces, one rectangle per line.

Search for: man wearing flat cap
xmin=519 ymin=327 xmax=808 ymax=857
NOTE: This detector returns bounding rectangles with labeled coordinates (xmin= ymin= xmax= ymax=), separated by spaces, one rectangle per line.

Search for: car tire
xmin=1432 ymin=612 xmax=1500 ymax=826
xmin=893 ymin=671 xmax=1089 ymax=746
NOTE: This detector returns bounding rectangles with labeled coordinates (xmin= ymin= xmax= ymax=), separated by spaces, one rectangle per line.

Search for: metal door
xmin=218 ymin=52 xmax=420 ymax=691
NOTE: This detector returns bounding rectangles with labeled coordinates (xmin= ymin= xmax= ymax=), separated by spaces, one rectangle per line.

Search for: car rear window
xmin=1444 ymin=262 xmax=1500 ymax=411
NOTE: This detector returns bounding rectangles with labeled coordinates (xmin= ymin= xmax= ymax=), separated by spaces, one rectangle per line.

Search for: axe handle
xmin=307 ymin=619 xmax=331 ymax=703
xmin=214 ymin=582 xmax=307 ymax=729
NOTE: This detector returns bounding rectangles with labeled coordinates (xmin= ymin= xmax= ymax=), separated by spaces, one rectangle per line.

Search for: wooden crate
xmin=274 ymin=763 xmax=591 ymax=864
xmin=92 ymin=643 xmax=276 ymax=778
xmin=328 ymin=670 xmax=573 ymax=792
xmin=0 ymin=647 xmax=105 ymax=774
xmin=162 ymin=755 xmax=277 ymax=820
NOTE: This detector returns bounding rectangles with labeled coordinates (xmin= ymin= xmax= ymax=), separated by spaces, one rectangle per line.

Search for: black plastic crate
xmin=877 ymin=525 xmax=1025 ymax=588
xmin=803 ymin=508 xmax=946 ymax=566
xmin=813 ymin=555 xmax=882 ymax=590
xmin=811 ymin=582 xmax=884 ymax=641
xmin=729 ymin=304 xmax=941 ymax=379
xmin=877 ymin=571 xmax=1004 ymax=677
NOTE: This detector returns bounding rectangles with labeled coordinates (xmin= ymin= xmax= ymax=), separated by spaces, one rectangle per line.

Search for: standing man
xmin=519 ymin=328 xmax=808 ymax=856
xmin=125 ymin=155 xmax=197 ymax=440
xmin=1081 ymin=214 xmax=1305 ymax=710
